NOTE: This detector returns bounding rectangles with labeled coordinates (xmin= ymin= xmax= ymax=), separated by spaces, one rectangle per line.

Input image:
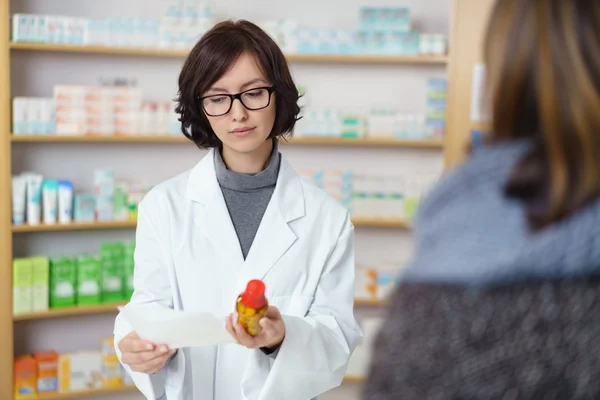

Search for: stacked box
xmin=30 ymin=256 xmax=49 ymax=312
xmin=13 ymin=258 xmax=33 ymax=315
xmin=49 ymin=257 xmax=76 ymax=308
xmin=76 ymin=255 xmax=101 ymax=306
xmin=101 ymin=242 xmax=124 ymax=303
xmin=101 ymin=338 xmax=122 ymax=388
xmin=123 ymin=241 xmax=136 ymax=300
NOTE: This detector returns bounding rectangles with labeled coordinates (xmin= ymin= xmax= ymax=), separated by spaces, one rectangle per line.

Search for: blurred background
xmin=2 ymin=0 xmax=491 ymax=399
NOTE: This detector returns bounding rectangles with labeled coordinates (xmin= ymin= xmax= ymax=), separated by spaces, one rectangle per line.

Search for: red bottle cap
xmin=240 ymin=279 xmax=267 ymax=309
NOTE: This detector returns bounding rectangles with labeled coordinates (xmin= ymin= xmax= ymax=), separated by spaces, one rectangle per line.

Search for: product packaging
xmin=33 ymin=350 xmax=58 ymax=393
xmin=11 ymin=175 xmax=27 ymax=225
xmin=42 ymin=180 xmax=58 ymax=224
xmin=236 ymin=280 xmax=268 ymax=336
xmin=57 ymin=180 xmax=73 ymax=224
xmin=13 ymin=258 xmax=33 ymax=315
xmin=49 ymin=257 xmax=76 ymax=308
xmin=24 ymin=173 xmax=43 ymax=225
xmin=76 ymin=255 xmax=101 ymax=306
xmin=31 ymin=256 xmax=50 ymax=312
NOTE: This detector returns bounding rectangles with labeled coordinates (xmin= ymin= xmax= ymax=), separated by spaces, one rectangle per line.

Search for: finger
xmin=258 ymin=318 xmax=277 ymax=336
xmin=131 ymin=351 xmax=173 ymax=374
xmin=121 ymin=336 xmax=156 ymax=353
xmin=122 ymin=345 xmax=171 ymax=366
xmin=226 ymin=314 xmax=239 ymax=342
xmin=264 ymin=306 xmax=282 ymax=320
xmin=233 ymin=320 xmax=261 ymax=348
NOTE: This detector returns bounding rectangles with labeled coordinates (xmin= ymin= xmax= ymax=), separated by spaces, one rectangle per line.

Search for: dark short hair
xmin=175 ymin=19 xmax=301 ymax=149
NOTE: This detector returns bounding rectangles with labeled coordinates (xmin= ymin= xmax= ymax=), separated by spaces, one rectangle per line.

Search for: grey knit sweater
xmin=364 ymin=139 xmax=600 ymax=399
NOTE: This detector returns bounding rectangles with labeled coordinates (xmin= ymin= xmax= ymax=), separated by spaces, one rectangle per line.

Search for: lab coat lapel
xmin=236 ymin=157 xmax=305 ymax=288
xmin=187 ymin=149 xmax=245 ymax=270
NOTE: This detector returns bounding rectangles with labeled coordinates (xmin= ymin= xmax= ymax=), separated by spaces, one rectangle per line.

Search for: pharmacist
xmin=113 ymin=20 xmax=361 ymax=400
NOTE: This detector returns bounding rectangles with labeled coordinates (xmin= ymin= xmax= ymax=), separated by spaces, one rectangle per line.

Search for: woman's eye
xmin=244 ymin=90 xmax=264 ymax=98
xmin=209 ymin=97 xmax=226 ymax=104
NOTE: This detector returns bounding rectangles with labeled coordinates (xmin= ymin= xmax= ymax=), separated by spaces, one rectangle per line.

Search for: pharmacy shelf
xmin=34 ymin=386 xmax=139 ymax=399
xmin=9 ymin=42 xmax=448 ymax=64
xmin=354 ymin=298 xmax=388 ymax=306
xmin=11 ymin=134 xmax=187 ymax=143
xmin=10 ymin=134 xmax=444 ymax=149
xmin=12 ymin=218 xmax=409 ymax=232
xmin=13 ymin=299 xmax=378 ymax=322
xmin=343 ymin=376 xmax=367 ymax=384
xmin=352 ymin=218 xmax=412 ymax=228
xmin=12 ymin=220 xmax=137 ymax=233
xmin=13 ymin=302 xmax=126 ymax=322
xmin=288 ymin=137 xmax=443 ymax=148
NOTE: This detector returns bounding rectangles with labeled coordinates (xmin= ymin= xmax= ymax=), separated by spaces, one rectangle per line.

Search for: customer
xmin=364 ymin=0 xmax=600 ymax=399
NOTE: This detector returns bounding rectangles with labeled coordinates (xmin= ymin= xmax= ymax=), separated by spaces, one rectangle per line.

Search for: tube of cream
xmin=11 ymin=175 xmax=27 ymax=225
xmin=24 ymin=172 xmax=43 ymax=225
xmin=58 ymin=180 xmax=73 ymax=224
xmin=42 ymin=180 xmax=59 ymax=224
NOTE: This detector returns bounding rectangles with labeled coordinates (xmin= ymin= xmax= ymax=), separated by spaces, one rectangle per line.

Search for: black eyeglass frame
xmin=198 ymin=86 xmax=276 ymax=117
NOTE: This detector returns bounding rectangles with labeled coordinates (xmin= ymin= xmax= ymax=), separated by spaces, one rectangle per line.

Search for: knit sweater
xmin=363 ymin=139 xmax=600 ymax=399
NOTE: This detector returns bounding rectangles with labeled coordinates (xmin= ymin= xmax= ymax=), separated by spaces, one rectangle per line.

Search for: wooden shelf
xmin=12 ymin=220 xmax=137 ymax=233
xmin=354 ymin=298 xmax=388 ymax=306
xmin=11 ymin=134 xmax=187 ymax=143
xmin=9 ymin=42 xmax=448 ymax=64
xmin=11 ymin=134 xmax=443 ymax=149
xmin=285 ymin=137 xmax=444 ymax=148
xmin=13 ymin=218 xmax=408 ymax=232
xmin=343 ymin=376 xmax=367 ymax=384
xmin=35 ymin=385 xmax=138 ymax=399
xmin=352 ymin=218 xmax=412 ymax=228
xmin=10 ymin=42 xmax=189 ymax=58
xmin=13 ymin=302 xmax=126 ymax=322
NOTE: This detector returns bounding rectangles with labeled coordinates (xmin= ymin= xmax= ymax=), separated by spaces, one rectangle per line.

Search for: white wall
xmin=10 ymin=1 xmax=449 ymax=399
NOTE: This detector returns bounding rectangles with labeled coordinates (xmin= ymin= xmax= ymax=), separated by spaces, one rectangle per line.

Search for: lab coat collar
xmin=186 ymin=148 xmax=305 ymax=286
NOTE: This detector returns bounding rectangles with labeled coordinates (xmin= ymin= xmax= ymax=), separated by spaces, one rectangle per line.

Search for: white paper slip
xmin=118 ymin=305 xmax=236 ymax=349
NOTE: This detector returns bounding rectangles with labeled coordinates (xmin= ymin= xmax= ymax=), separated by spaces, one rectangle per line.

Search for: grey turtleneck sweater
xmin=214 ymin=139 xmax=282 ymax=357
xmin=213 ymin=139 xmax=280 ymax=259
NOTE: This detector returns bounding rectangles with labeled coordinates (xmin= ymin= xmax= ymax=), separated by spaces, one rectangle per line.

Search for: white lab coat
xmin=113 ymin=148 xmax=362 ymax=400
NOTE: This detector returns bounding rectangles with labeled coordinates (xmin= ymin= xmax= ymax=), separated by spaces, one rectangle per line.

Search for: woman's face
xmin=201 ymin=52 xmax=276 ymax=155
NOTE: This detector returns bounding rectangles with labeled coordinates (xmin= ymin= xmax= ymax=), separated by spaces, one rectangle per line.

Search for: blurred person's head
xmin=483 ymin=0 xmax=600 ymax=230
xmin=175 ymin=20 xmax=300 ymax=162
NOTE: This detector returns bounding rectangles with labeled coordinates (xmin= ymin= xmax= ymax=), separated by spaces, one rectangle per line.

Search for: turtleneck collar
xmin=214 ymin=138 xmax=280 ymax=192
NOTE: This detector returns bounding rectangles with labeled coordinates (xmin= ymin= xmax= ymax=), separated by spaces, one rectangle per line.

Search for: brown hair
xmin=484 ymin=0 xmax=600 ymax=230
xmin=175 ymin=20 xmax=301 ymax=148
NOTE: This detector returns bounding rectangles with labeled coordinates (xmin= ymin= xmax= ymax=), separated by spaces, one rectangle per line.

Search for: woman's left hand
xmin=226 ymin=306 xmax=286 ymax=350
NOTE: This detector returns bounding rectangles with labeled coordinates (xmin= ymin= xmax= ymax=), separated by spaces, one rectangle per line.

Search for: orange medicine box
xmin=33 ymin=350 xmax=59 ymax=393
xmin=14 ymin=355 xmax=37 ymax=399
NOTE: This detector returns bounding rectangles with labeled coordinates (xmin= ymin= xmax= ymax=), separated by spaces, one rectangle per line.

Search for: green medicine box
xmin=49 ymin=257 xmax=76 ymax=308
xmin=30 ymin=256 xmax=49 ymax=312
xmin=123 ymin=241 xmax=136 ymax=300
xmin=101 ymin=242 xmax=125 ymax=303
xmin=76 ymin=255 xmax=101 ymax=305
xmin=13 ymin=258 xmax=33 ymax=315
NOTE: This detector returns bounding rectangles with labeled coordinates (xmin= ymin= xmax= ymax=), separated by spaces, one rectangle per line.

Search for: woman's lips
xmin=231 ymin=127 xmax=256 ymax=137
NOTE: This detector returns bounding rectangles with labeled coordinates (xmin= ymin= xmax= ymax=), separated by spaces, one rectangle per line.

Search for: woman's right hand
xmin=118 ymin=331 xmax=176 ymax=374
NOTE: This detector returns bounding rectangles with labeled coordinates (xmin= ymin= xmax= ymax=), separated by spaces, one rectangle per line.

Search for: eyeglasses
xmin=199 ymin=86 xmax=275 ymax=117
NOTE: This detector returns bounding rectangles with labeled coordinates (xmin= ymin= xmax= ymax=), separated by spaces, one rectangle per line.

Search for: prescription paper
xmin=118 ymin=305 xmax=236 ymax=349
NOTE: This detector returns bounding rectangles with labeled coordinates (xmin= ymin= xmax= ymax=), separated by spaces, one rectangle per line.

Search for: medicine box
xmin=58 ymin=352 xmax=103 ymax=392
xmin=49 ymin=257 xmax=76 ymax=308
xmin=101 ymin=242 xmax=125 ymax=303
xmin=33 ymin=350 xmax=59 ymax=393
xmin=30 ymin=256 xmax=49 ymax=312
xmin=76 ymin=255 xmax=102 ymax=306
xmin=14 ymin=355 xmax=37 ymax=399
xmin=13 ymin=258 xmax=33 ymax=316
